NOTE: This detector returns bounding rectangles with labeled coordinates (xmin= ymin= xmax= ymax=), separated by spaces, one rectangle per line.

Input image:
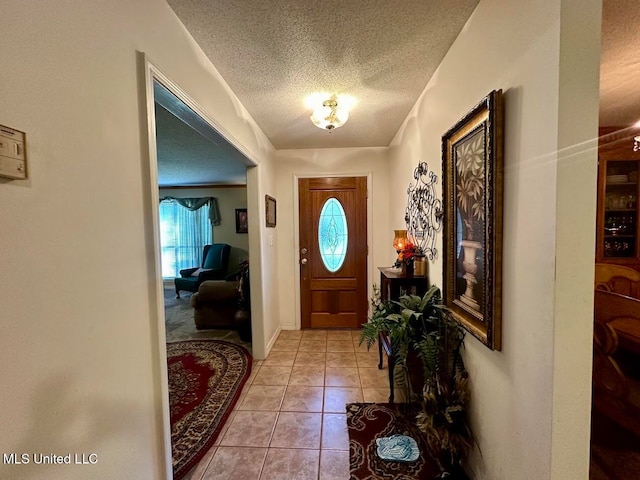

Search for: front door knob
xmin=301 ymin=258 xmax=308 ymax=265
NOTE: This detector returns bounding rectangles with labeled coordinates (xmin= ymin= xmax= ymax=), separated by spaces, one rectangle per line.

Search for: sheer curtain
xmin=159 ymin=197 xmax=216 ymax=279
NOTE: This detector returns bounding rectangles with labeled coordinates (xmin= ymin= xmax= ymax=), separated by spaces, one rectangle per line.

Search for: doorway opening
xmin=590 ymin=1 xmax=640 ymax=477
xmin=142 ymin=55 xmax=258 ymax=478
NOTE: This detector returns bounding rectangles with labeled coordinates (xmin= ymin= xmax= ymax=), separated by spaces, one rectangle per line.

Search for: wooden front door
xmin=298 ymin=177 xmax=368 ymax=328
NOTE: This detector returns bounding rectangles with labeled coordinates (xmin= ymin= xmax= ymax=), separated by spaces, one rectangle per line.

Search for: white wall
xmin=159 ymin=187 xmax=250 ymax=251
xmin=388 ymin=0 xmax=600 ymax=478
xmin=550 ymin=1 xmax=601 ymax=476
xmin=250 ymin=163 xmax=281 ymax=353
xmin=274 ymin=147 xmax=391 ymax=330
xmin=0 ymin=1 xmax=275 ymax=479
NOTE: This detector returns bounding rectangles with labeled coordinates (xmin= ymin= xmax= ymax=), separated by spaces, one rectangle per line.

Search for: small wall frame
xmin=442 ymin=89 xmax=504 ymax=350
xmin=265 ymin=195 xmax=276 ymax=227
xmin=235 ymin=208 xmax=248 ymax=233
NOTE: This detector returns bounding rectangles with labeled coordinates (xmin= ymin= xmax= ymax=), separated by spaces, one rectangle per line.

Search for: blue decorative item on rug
xmin=376 ymin=434 xmax=420 ymax=462
xmin=347 ymin=402 xmax=470 ymax=480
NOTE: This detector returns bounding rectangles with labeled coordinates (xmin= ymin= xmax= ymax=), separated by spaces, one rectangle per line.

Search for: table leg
xmin=387 ymin=353 xmax=395 ymax=404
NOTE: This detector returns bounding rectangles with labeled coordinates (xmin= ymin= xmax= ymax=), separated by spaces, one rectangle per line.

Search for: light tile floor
xmin=188 ymin=329 xmax=391 ymax=480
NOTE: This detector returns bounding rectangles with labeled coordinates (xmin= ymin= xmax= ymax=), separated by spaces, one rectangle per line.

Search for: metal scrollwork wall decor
xmin=404 ymin=161 xmax=443 ymax=261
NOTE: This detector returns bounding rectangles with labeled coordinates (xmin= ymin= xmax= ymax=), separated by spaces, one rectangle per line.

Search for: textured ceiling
xmin=154 ymin=80 xmax=251 ymax=186
xmin=599 ymin=0 xmax=640 ymax=127
xmin=155 ymin=103 xmax=249 ymax=186
xmin=156 ymin=1 xmax=636 ymax=186
xmin=166 ymin=0 xmax=480 ymax=149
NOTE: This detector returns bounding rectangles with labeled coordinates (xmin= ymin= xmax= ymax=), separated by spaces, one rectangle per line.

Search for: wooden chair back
xmin=592 ymin=289 xmax=640 ymax=437
xmin=594 ymin=263 xmax=640 ymax=299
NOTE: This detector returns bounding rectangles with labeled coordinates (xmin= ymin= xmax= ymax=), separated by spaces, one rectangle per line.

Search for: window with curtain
xmin=159 ymin=198 xmax=213 ymax=279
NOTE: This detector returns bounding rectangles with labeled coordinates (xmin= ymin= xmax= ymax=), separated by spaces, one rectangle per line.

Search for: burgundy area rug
xmin=167 ymin=340 xmax=252 ymax=480
xmin=347 ymin=402 xmax=470 ymax=480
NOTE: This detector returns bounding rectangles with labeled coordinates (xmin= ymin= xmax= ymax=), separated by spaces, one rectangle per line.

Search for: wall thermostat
xmin=0 ymin=125 xmax=27 ymax=180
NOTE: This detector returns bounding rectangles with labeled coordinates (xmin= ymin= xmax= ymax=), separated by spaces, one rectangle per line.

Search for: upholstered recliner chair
xmin=190 ymin=261 xmax=251 ymax=340
xmin=190 ymin=280 xmax=240 ymax=329
xmin=174 ymin=244 xmax=231 ymax=298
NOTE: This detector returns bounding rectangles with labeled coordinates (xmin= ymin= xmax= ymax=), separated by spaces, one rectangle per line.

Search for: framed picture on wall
xmin=235 ymin=208 xmax=248 ymax=233
xmin=265 ymin=195 xmax=276 ymax=227
xmin=442 ymin=89 xmax=504 ymax=351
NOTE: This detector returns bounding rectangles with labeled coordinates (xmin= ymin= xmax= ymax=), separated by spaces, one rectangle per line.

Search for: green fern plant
xmin=416 ymin=307 xmax=472 ymax=475
xmin=360 ymin=285 xmax=448 ymax=400
xmin=360 ymin=285 xmax=472 ymax=475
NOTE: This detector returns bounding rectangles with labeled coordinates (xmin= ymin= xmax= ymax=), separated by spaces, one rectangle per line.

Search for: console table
xmin=377 ymin=267 xmax=429 ymax=402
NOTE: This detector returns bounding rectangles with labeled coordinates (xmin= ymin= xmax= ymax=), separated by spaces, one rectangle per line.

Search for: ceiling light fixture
xmin=310 ymin=98 xmax=349 ymax=131
xmin=634 ymin=135 xmax=640 ymax=152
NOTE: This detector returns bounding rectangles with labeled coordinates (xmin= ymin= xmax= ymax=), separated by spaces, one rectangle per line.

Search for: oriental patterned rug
xmin=347 ymin=403 xmax=469 ymax=480
xmin=167 ymin=340 xmax=252 ymax=480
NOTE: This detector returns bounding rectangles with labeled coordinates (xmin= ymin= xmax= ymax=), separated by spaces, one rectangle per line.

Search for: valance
xmin=160 ymin=197 xmax=221 ymax=226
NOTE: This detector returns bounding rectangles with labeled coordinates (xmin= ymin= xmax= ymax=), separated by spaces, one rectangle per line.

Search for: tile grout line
xmin=200 ymin=330 xmax=373 ymax=479
xmin=255 ymin=448 xmax=268 ymax=480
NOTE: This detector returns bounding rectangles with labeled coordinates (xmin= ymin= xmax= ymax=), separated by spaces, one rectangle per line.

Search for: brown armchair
xmin=190 ymin=280 xmax=240 ymax=329
xmin=190 ymin=260 xmax=250 ymax=339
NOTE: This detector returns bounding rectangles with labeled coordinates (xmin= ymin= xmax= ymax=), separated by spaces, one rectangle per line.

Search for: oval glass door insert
xmin=318 ymin=197 xmax=348 ymax=272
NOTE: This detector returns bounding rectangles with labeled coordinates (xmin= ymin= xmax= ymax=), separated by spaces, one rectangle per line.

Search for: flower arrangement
xmin=399 ymin=241 xmax=418 ymax=262
xmin=391 ymin=241 xmax=418 ymax=275
xmin=392 ymin=230 xmax=423 ymax=273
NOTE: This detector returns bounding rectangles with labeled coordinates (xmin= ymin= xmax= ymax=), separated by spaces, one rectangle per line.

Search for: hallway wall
xmin=274 ymin=147 xmax=390 ymax=330
xmin=388 ymin=0 xmax=600 ymax=478
xmin=0 ymin=1 xmax=275 ymax=479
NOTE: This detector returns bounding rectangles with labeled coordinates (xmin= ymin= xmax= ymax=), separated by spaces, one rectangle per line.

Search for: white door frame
xmin=140 ymin=52 xmax=259 ymax=478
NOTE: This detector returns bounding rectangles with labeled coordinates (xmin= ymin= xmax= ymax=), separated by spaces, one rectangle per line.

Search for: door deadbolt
xmin=301 ymin=248 xmax=308 ymax=254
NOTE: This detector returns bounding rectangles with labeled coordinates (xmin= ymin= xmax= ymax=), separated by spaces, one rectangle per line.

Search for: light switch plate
xmin=0 ymin=125 xmax=27 ymax=180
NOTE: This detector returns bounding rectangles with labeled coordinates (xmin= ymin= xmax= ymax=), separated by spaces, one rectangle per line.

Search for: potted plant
xmin=361 ymin=284 xmax=434 ymax=400
xmin=415 ymin=304 xmax=472 ymax=478
xmin=360 ymin=286 xmax=472 ymax=478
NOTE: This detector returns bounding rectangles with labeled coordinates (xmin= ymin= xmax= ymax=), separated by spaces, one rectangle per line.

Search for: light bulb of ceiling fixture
xmin=304 ymin=92 xmax=331 ymax=110
xmin=310 ymin=98 xmax=349 ymax=131
xmin=336 ymin=94 xmax=357 ymax=111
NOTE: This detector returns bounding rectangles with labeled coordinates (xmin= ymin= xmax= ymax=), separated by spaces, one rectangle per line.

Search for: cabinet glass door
xmin=604 ymin=160 xmax=638 ymax=258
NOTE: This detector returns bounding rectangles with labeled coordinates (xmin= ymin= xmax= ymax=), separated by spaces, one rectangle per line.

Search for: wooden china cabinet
xmin=596 ymin=127 xmax=640 ymax=271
